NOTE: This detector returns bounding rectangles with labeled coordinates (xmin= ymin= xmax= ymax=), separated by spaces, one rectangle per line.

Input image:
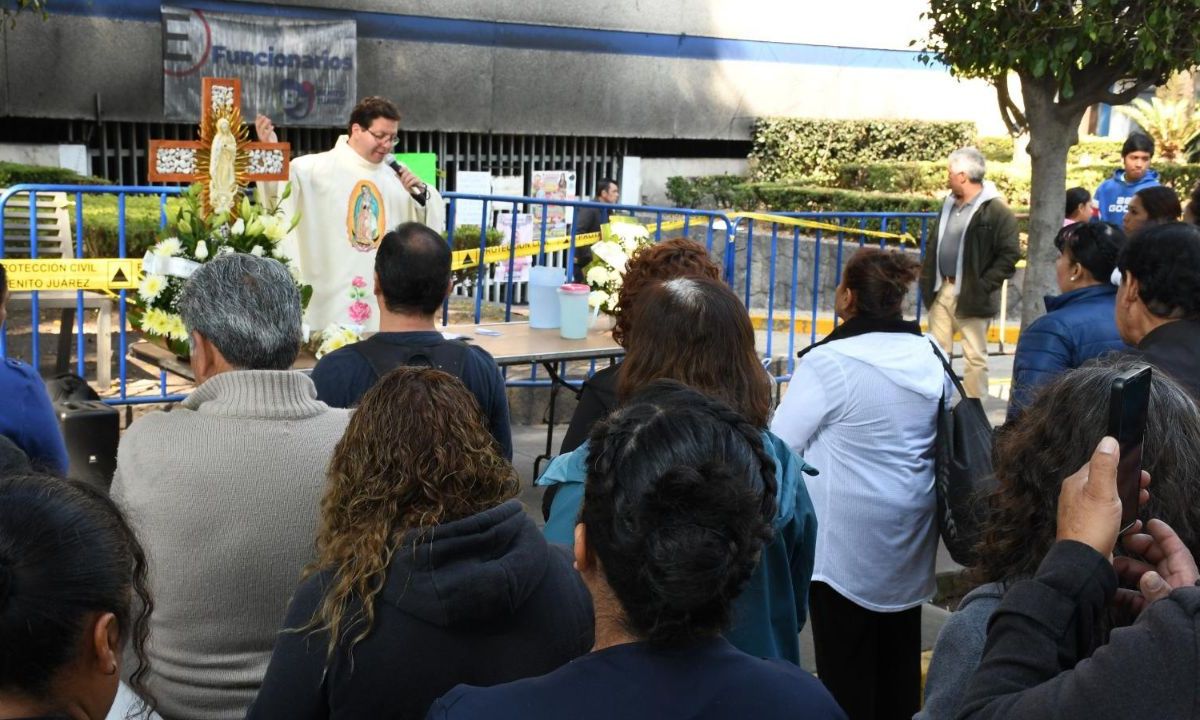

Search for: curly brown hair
xmin=975 ymin=358 xmax=1200 ymax=587
xmin=300 ymin=367 xmax=520 ymax=660
xmin=612 ymin=238 xmax=722 ymax=347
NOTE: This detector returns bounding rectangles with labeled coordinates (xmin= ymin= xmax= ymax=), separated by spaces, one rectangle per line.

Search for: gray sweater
xmin=111 ymin=370 xmax=350 ymax=720
xmin=916 ymin=583 xmax=1004 ymax=720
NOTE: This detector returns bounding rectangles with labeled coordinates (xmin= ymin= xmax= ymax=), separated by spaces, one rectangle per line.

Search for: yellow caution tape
xmin=730 ymin=211 xmax=918 ymax=246
xmin=449 ymin=219 xmax=690 ymax=271
xmin=0 ymin=258 xmax=142 ymax=291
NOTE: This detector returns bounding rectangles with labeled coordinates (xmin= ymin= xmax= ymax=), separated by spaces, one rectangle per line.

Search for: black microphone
xmin=387 ymin=157 xmax=429 ymax=206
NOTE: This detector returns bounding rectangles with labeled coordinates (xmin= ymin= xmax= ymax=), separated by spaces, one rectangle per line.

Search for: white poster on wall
xmin=492 ymin=176 xmax=526 ymax=200
xmin=494 ymin=212 xmax=534 ymax=283
xmin=454 ymin=171 xmax=493 ymax=228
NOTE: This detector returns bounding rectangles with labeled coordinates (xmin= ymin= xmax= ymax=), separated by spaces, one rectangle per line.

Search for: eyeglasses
xmin=362 ymin=127 xmax=400 ymax=147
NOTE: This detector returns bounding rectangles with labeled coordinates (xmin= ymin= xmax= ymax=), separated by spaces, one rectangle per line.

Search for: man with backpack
xmin=311 ymin=222 xmax=512 ymax=458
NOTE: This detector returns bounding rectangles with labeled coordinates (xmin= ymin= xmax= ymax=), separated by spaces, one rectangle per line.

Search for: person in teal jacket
xmin=538 ymin=275 xmax=819 ymax=664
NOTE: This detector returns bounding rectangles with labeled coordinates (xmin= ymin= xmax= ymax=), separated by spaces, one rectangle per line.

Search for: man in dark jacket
xmin=920 ymin=147 xmax=1020 ymax=398
xmin=1115 ymin=222 xmax=1200 ymax=402
xmin=571 ymin=178 xmax=619 ymax=282
xmin=958 ymin=437 xmax=1200 ymax=719
xmin=310 ymin=222 xmax=513 ymax=457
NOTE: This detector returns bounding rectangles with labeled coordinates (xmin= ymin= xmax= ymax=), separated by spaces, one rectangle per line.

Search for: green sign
xmin=393 ymin=152 xmax=438 ymax=188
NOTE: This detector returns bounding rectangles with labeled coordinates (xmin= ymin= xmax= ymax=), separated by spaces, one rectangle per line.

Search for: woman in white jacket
xmin=771 ymin=247 xmax=949 ymax=720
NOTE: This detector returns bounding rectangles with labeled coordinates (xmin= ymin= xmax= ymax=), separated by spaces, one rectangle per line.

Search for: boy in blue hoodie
xmin=1095 ymin=132 xmax=1159 ymax=225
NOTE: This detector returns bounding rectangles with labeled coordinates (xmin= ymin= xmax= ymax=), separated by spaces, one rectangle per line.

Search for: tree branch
xmin=995 ymin=74 xmax=1028 ymax=135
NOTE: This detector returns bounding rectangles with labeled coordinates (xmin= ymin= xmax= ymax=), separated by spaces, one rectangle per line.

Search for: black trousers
xmin=808 ymin=581 xmax=922 ymax=720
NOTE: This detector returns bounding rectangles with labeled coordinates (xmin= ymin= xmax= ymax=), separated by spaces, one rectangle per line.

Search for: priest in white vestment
xmin=256 ymin=97 xmax=446 ymax=333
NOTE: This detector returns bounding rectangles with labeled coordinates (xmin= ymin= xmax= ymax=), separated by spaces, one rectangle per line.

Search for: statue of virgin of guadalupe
xmin=209 ymin=117 xmax=238 ymax=214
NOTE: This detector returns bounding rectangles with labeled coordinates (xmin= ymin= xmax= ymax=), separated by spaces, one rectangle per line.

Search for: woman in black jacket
xmin=248 ymin=367 xmax=593 ymax=720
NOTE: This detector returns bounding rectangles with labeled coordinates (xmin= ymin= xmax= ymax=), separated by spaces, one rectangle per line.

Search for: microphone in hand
xmin=387 ymin=158 xmax=429 ymax=207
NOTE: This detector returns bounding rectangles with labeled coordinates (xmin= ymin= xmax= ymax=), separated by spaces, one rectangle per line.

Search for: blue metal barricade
xmin=0 ymin=184 xmax=186 ymax=406
xmin=726 ymin=211 xmax=937 ymax=383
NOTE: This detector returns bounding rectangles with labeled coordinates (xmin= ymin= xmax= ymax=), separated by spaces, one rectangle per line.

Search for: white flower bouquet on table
xmin=582 ymin=221 xmax=653 ymax=315
xmin=132 ymin=182 xmax=308 ymax=358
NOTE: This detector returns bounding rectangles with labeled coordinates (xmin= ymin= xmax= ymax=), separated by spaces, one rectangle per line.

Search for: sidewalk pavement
xmin=510 ymin=347 xmax=1016 ymax=672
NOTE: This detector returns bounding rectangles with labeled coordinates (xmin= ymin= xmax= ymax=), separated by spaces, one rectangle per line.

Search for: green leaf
xmin=281 ymin=181 xmax=292 ymax=201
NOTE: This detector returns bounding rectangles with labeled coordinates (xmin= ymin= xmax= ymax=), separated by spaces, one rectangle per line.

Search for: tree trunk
xmin=1018 ymin=78 xmax=1088 ymax=329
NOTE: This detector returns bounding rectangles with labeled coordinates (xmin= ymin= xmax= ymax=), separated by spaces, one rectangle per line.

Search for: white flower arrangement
xmin=582 ymin=221 xmax=653 ymax=314
xmin=315 ymin=323 xmax=361 ymax=358
xmin=133 ymin=183 xmax=307 ymax=356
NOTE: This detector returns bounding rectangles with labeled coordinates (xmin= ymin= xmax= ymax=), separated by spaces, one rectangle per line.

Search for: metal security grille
xmin=40 ymin=119 xmax=627 ymax=198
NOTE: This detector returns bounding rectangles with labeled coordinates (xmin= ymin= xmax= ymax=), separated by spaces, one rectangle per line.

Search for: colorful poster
xmin=494 ymin=212 xmax=533 ymax=283
xmin=531 ymin=170 xmax=576 ymax=236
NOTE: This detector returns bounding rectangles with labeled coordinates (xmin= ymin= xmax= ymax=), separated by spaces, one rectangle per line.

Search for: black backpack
xmin=350 ymin=334 xmax=472 ymax=380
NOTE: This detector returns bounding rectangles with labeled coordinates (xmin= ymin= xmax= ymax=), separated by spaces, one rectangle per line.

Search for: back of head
xmin=1118 ymin=222 xmax=1200 ymax=320
xmin=1135 ymin=185 xmax=1181 ymax=223
xmin=1065 ymin=187 xmax=1091 ymax=217
xmin=348 ymin=96 xmax=401 ymax=134
xmin=581 ymin=380 xmax=776 ymax=646
xmin=0 ymin=473 xmax=153 ymax=705
xmin=1055 ymin=222 xmax=1126 ymax=284
xmin=612 ymin=238 xmax=722 ymax=346
xmin=0 ymin=435 xmax=31 ymax=477
xmin=979 ymin=358 xmax=1200 ymax=584
xmin=948 ymin=146 xmax=986 ymax=183
xmin=178 ymin=253 xmax=302 ymax=370
xmin=375 ymin=222 xmax=451 ymax=316
xmin=1123 ymin=132 xmax=1155 ymax=158
xmin=618 ymin=276 xmax=771 ymax=427
xmin=309 ymin=367 xmax=519 ymax=657
xmin=841 ymin=247 xmax=921 ymax=319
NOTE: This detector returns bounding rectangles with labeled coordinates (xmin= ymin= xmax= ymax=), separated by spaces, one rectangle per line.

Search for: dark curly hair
xmin=1054 ymin=222 xmax=1126 ymax=285
xmin=974 ymin=358 xmax=1200 ymax=587
xmin=1117 ymin=222 xmax=1200 ymax=320
xmin=301 ymin=367 xmax=520 ymax=661
xmin=841 ymin=247 xmax=921 ymax=319
xmin=581 ymin=380 xmax=776 ymax=646
xmin=0 ymin=473 xmax=155 ymax=715
xmin=611 ymin=238 xmax=722 ymax=347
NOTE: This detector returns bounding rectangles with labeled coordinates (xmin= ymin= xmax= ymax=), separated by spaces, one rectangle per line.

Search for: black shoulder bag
xmin=929 ymin=340 xmax=996 ymax=566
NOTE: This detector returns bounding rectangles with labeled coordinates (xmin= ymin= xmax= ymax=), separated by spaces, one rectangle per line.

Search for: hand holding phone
xmin=1109 ymin=366 xmax=1152 ymax=532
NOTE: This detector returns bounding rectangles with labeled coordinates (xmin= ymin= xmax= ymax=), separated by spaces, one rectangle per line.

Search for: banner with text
xmin=162 ymin=5 xmax=356 ymax=126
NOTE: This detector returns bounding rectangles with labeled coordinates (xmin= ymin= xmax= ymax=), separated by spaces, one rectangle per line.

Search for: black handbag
xmin=929 ymin=341 xmax=996 ymax=566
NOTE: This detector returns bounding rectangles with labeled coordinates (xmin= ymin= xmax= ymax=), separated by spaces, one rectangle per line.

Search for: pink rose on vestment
xmin=348 ymin=300 xmax=371 ymax=324
xmin=351 ymin=275 xmax=367 ymax=289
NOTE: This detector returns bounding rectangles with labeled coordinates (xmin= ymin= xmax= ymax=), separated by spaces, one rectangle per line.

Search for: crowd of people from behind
xmin=1 ymin=129 xmax=1200 ymax=720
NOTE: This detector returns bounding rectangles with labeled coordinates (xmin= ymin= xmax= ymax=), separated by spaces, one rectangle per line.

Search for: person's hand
xmin=1113 ymin=519 xmax=1200 ymax=615
xmin=255 ymin=114 xmax=278 ymax=143
xmin=1056 ymin=436 xmax=1123 ymax=558
xmin=396 ymin=166 xmax=424 ymax=195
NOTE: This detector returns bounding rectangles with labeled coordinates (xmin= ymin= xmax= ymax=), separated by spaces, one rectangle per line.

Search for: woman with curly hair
xmin=918 ymin=358 xmax=1200 ymax=720
xmin=431 ymin=381 xmax=845 ymax=720
xmin=247 ymin=368 xmax=593 ymax=720
xmin=541 ymin=276 xmax=819 ymax=666
xmin=0 ymin=473 xmax=155 ymax=719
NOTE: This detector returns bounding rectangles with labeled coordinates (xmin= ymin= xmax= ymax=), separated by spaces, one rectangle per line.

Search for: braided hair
xmin=581 ymin=379 xmax=777 ymax=646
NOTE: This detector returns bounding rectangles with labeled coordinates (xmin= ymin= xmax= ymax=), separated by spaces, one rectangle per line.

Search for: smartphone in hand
xmin=1108 ymin=366 xmax=1152 ymax=532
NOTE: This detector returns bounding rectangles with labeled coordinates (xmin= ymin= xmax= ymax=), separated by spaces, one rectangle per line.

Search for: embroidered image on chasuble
xmin=264 ymin=136 xmax=446 ymax=333
xmin=348 ymin=181 xmax=385 ymax=252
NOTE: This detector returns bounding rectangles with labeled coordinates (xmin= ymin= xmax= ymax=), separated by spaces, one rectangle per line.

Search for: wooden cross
xmin=148 ymin=77 xmax=290 ymax=186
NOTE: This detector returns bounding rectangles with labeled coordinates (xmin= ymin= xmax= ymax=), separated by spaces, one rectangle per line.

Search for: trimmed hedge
xmin=750 ymin=118 xmax=976 ymax=182
xmin=78 ymin=196 xmax=178 ymax=260
xmin=746 ymin=184 xmax=943 ymax=214
xmin=0 ymin=162 xmax=111 ymax=188
xmin=977 ymin=136 xmax=1013 ymax=162
xmin=1068 ymin=138 xmax=1124 ymax=165
xmin=666 ymin=175 xmax=758 ymax=209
